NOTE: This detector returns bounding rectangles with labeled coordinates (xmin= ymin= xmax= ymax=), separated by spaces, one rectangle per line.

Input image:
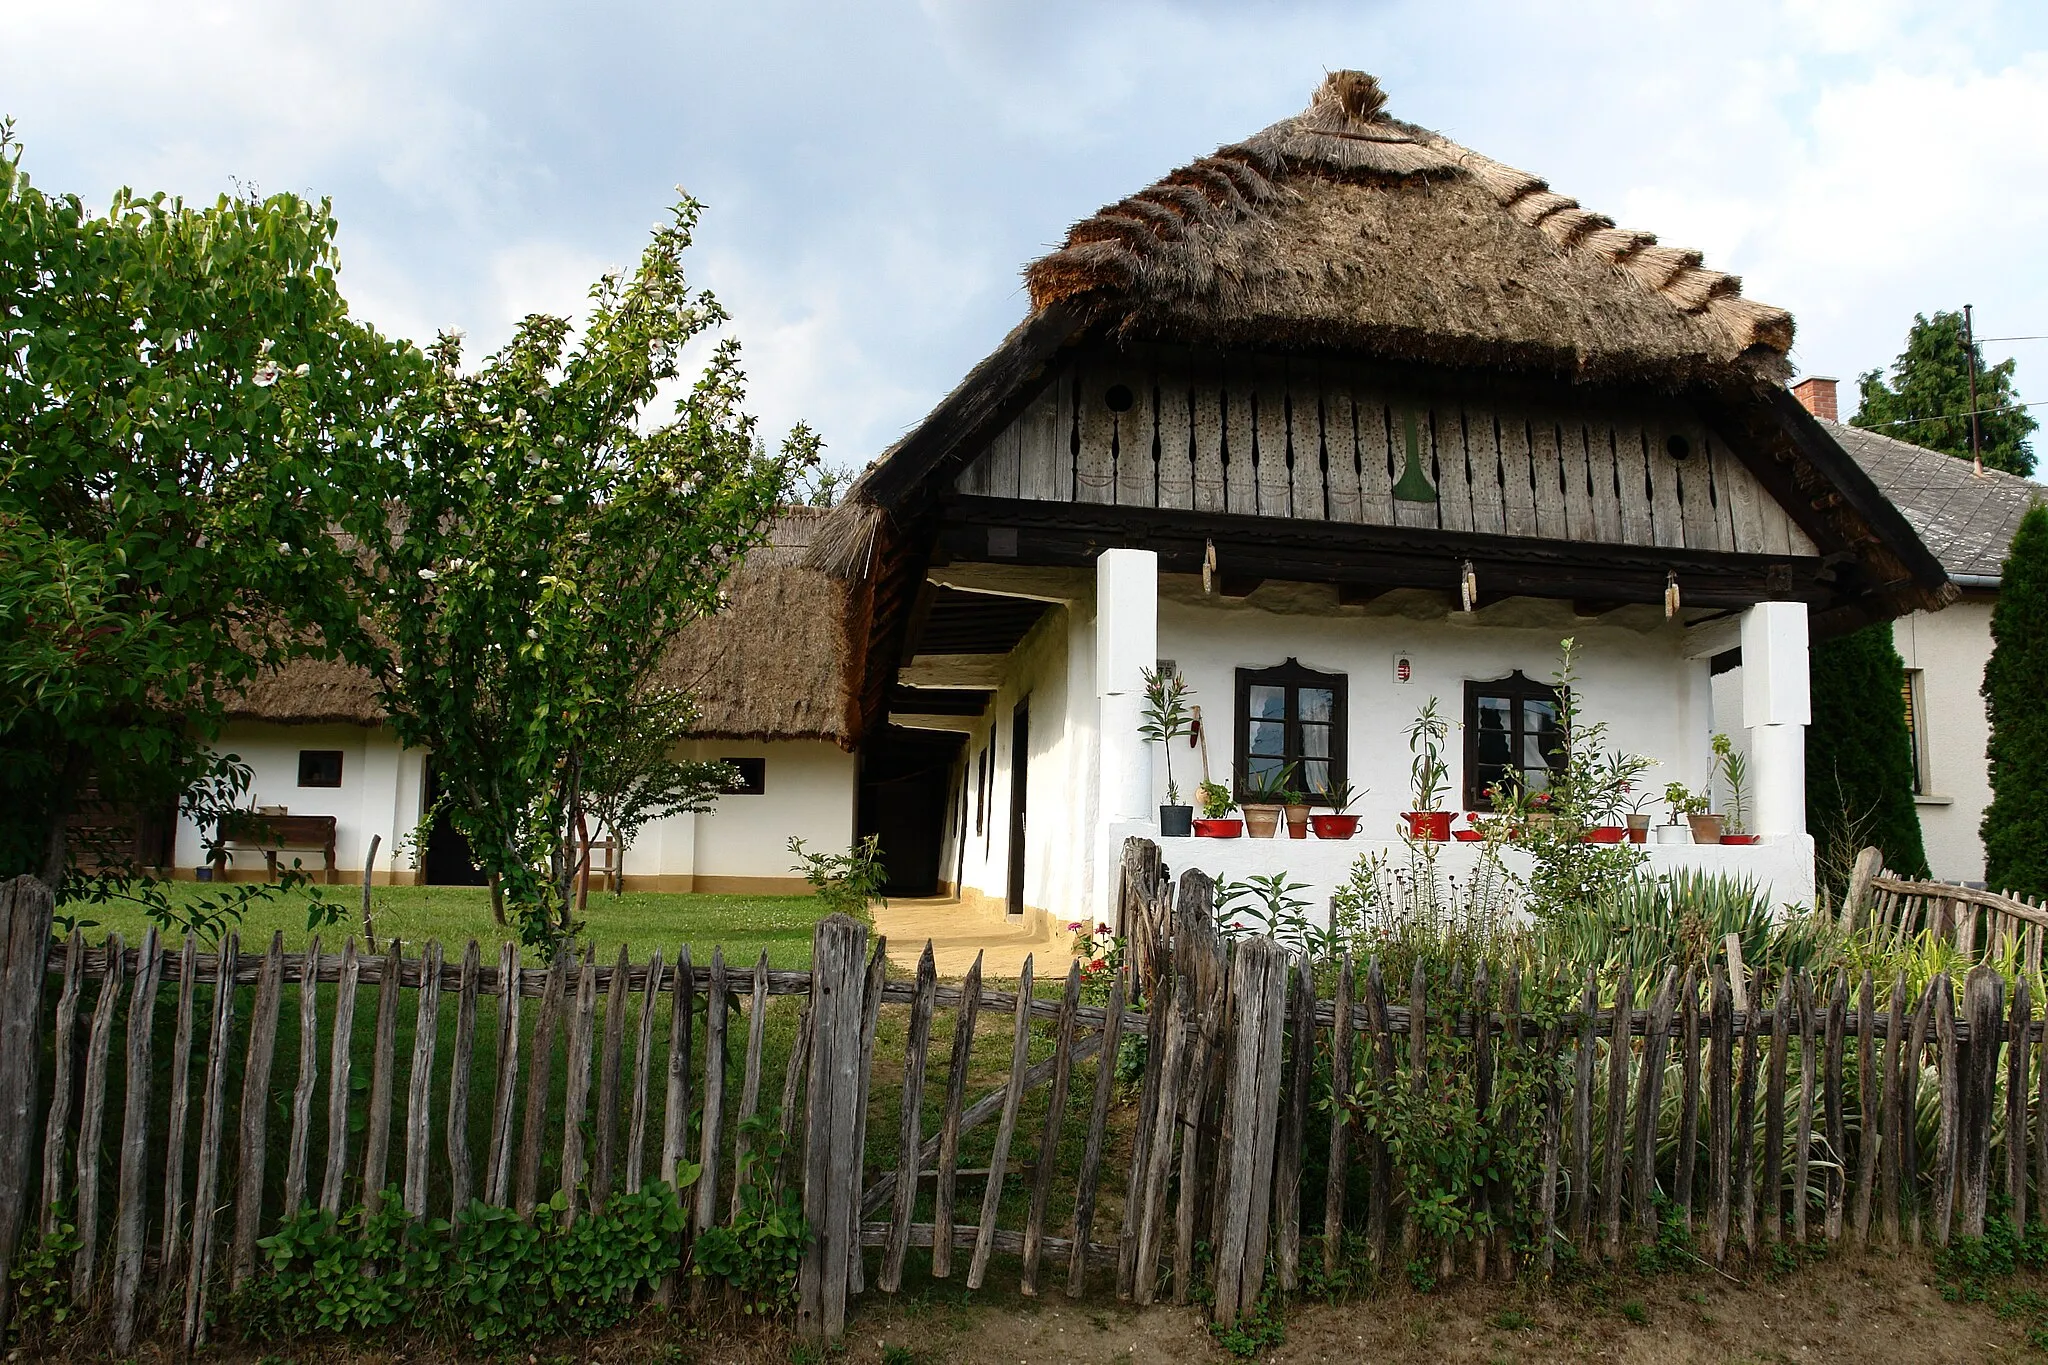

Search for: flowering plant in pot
xmin=1140 ymin=665 xmax=1194 ymax=837
xmin=1240 ymin=763 xmax=1296 ymax=839
xmin=1309 ymin=779 xmax=1362 ymax=840
xmin=1711 ymin=733 xmax=1757 ymax=844
xmin=1402 ymin=698 xmax=1454 ymax=841
xmin=1194 ymin=780 xmax=1241 ymax=838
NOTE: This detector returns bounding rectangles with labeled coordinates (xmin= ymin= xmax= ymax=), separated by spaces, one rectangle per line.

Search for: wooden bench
xmin=211 ymin=812 xmax=338 ymax=885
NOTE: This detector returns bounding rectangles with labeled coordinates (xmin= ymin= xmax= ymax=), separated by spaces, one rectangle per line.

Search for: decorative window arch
xmin=1234 ymin=658 xmax=1347 ymax=802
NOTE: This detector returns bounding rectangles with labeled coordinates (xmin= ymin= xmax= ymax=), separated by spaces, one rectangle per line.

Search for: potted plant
xmin=1309 ymin=779 xmax=1362 ymax=840
xmin=1712 ymin=734 xmax=1756 ymax=844
xmin=1195 ymin=780 xmax=1242 ymax=838
xmin=1282 ymin=782 xmax=1313 ymax=839
xmin=1657 ymin=782 xmax=1703 ymax=844
xmin=1623 ymin=782 xmax=1654 ymax=844
xmin=1403 ymin=698 xmax=1453 ymax=841
xmin=1140 ymin=665 xmax=1195 ymax=837
xmin=1240 ymin=763 xmax=1296 ymax=839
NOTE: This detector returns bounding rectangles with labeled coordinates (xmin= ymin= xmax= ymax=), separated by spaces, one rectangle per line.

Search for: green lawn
xmin=65 ymin=883 xmax=834 ymax=967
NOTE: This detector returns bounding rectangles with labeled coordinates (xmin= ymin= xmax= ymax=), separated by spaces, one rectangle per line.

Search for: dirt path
xmin=86 ymin=1247 xmax=2045 ymax=1364
xmin=828 ymin=1250 xmax=2042 ymax=1365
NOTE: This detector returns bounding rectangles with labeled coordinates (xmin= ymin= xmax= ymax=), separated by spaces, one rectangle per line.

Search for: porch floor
xmin=870 ymin=893 xmax=1073 ymax=980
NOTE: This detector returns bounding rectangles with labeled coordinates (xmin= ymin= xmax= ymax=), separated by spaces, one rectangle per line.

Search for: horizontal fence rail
xmin=5 ymin=847 xmax=2048 ymax=1348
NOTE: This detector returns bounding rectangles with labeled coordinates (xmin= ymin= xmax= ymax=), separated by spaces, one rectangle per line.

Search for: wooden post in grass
xmin=0 ymin=877 xmax=54 ymax=1336
xmin=797 ymin=915 xmax=867 ymax=1345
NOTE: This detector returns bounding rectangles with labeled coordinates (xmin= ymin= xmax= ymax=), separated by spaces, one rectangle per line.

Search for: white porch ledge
xmin=1107 ymin=820 xmax=1817 ymax=925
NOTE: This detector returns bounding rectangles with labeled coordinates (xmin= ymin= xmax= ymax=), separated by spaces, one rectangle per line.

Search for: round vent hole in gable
xmin=1104 ymin=384 xmax=1136 ymax=413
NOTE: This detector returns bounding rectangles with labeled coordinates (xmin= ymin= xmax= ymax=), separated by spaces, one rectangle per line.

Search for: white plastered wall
xmin=1893 ymin=602 xmax=1995 ymax=884
xmin=944 ymin=603 xmax=1095 ymax=934
xmin=174 ymin=723 xmax=425 ymax=882
xmin=177 ymin=725 xmax=855 ymax=891
xmin=948 ymin=576 xmax=1815 ymax=926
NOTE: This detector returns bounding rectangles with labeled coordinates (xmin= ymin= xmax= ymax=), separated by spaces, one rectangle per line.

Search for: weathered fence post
xmin=797 ymin=914 xmax=868 ymax=1344
xmin=0 ymin=876 xmax=55 ymax=1335
xmin=1210 ymin=935 xmax=1288 ymax=1328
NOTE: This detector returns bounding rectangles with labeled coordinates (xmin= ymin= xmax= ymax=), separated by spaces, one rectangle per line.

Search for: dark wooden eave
xmin=937 ymin=495 xmax=1841 ymax=610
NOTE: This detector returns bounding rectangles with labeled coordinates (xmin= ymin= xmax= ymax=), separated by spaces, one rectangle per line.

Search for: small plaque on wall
xmin=1392 ymin=651 xmax=1416 ymax=685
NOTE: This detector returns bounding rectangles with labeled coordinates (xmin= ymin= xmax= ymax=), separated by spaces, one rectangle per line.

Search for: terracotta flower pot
xmin=1194 ymin=818 xmax=1243 ymax=839
xmin=1626 ymin=813 xmax=1652 ymax=844
xmin=1309 ymin=813 xmax=1360 ymax=840
xmin=1687 ymin=813 xmax=1724 ymax=845
xmin=1404 ymin=810 xmax=1453 ymax=841
xmin=1243 ymin=804 xmax=1282 ymax=838
xmin=1283 ymin=803 xmax=1312 ymax=839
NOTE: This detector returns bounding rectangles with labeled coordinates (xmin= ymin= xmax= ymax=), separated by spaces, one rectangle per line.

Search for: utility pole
xmin=1965 ymin=304 xmax=1985 ymax=477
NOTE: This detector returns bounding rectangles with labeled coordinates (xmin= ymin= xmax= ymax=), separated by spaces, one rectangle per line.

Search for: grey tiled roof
xmin=1824 ymin=420 xmax=2043 ymax=582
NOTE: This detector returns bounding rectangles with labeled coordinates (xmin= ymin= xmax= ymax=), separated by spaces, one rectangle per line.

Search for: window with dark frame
xmin=720 ymin=757 xmax=767 ymax=796
xmin=297 ymin=750 xmax=344 ymax=788
xmin=1234 ymin=659 xmax=1347 ymax=802
xmin=1903 ymin=670 xmax=1928 ymax=795
xmin=1463 ymin=671 xmax=1564 ymax=810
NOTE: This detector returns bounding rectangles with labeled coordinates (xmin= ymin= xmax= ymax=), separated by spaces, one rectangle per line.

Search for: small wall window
xmin=1234 ymin=659 xmax=1348 ymax=801
xmin=297 ymin=750 xmax=344 ymax=788
xmin=1463 ymin=672 xmax=1563 ymax=809
xmin=721 ymin=757 xmax=767 ymax=796
xmin=1903 ymin=669 xmax=1929 ymax=795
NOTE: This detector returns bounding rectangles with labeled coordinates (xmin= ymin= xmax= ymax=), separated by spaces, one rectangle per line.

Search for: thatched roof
xmin=1828 ymin=420 xmax=2044 ymax=582
xmin=224 ymin=509 xmax=859 ymax=745
xmin=1027 ymin=70 xmax=1792 ymax=386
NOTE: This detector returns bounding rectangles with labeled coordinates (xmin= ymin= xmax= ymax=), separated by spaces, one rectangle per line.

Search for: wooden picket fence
xmin=6 ymin=847 xmax=2048 ymax=1350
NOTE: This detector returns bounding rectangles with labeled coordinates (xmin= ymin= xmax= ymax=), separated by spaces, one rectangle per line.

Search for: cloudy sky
xmin=6 ymin=0 xmax=2045 ymax=475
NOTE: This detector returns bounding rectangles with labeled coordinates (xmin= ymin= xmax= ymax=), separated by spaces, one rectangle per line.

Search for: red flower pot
xmin=1583 ymin=825 xmax=1626 ymax=844
xmin=1404 ymin=811 xmax=1453 ymax=841
xmin=1452 ymin=828 xmax=1485 ymax=842
xmin=1309 ymin=814 xmax=1360 ymax=840
xmin=1193 ymin=818 xmax=1244 ymax=839
xmin=1719 ymin=833 xmax=1761 ymax=845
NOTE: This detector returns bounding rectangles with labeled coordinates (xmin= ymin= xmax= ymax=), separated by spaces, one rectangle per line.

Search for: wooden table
xmin=212 ymin=813 xmax=338 ymax=885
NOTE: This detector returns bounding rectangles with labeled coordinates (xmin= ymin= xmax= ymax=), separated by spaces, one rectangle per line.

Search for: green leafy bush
xmin=789 ymin=834 xmax=888 ymax=920
xmin=691 ymin=1112 xmax=808 ymax=1312
xmin=1985 ymin=502 xmax=2048 ymax=899
xmin=1809 ymin=622 xmax=1929 ymax=890
xmin=7 ymin=1208 xmax=81 ymax=1340
xmin=238 ymin=1183 xmax=690 ymax=1346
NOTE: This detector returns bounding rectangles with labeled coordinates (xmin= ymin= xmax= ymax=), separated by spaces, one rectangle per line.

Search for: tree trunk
xmin=37 ymin=742 xmax=87 ymax=894
xmin=488 ymin=873 xmax=505 ymax=926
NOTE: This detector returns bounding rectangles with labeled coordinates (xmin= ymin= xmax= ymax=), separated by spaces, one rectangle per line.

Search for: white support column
xmin=1093 ymin=549 xmax=1157 ymax=923
xmin=1740 ymin=601 xmax=1810 ymax=837
xmin=1096 ymin=549 xmax=1158 ymax=826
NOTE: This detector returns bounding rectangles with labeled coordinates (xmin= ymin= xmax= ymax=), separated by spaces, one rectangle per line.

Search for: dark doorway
xmin=420 ymin=763 xmax=487 ymax=886
xmin=857 ymin=725 xmax=965 ymax=898
xmin=1005 ymin=698 xmax=1030 ymax=918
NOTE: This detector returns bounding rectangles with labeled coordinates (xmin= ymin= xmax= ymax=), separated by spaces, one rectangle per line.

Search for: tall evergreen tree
xmin=1983 ymin=503 xmax=2048 ymax=897
xmin=1807 ymin=623 xmax=1929 ymax=885
xmin=1852 ymin=311 xmax=2037 ymax=476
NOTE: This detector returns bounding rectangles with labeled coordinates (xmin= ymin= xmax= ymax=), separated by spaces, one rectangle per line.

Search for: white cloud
xmin=7 ymin=0 xmax=2045 ymax=454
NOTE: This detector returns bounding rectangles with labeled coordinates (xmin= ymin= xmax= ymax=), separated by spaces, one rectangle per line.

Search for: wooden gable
xmin=951 ymin=352 xmax=1818 ymax=560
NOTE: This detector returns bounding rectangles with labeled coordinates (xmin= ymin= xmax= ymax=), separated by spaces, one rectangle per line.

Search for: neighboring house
xmin=808 ymin=71 xmax=1954 ymax=928
xmin=1782 ymin=380 xmax=2042 ymax=884
xmin=180 ymin=510 xmax=862 ymax=894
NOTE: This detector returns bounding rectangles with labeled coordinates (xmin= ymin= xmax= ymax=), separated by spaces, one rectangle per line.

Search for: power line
xmin=1979 ymin=335 xmax=2048 ymax=343
xmin=1861 ymin=399 xmax=2048 ymax=431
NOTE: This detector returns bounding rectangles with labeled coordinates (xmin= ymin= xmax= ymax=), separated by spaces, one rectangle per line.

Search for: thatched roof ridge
xmin=225 ymin=509 xmax=859 ymax=745
xmin=1826 ymin=420 xmax=2044 ymax=582
xmin=1023 ymin=71 xmax=1792 ymax=386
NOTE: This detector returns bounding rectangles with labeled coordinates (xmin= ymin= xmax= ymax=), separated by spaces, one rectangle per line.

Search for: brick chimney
xmin=1792 ymin=376 xmax=1839 ymax=422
